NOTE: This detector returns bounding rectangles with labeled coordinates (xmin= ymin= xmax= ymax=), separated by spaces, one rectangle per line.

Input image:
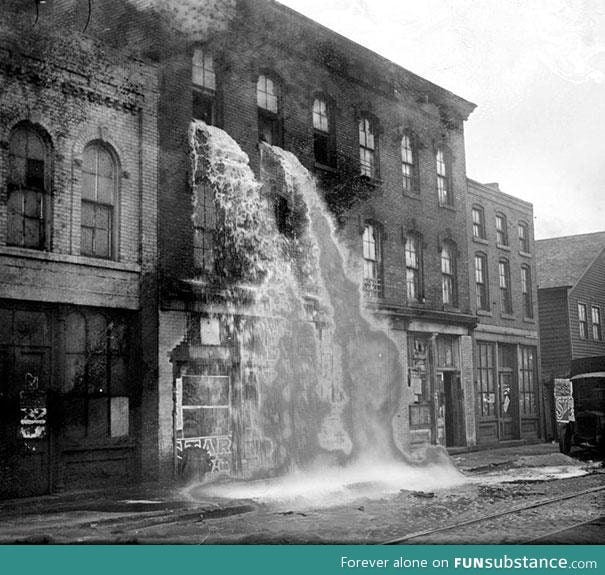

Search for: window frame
xmin=405 ymin=233 xmax=423 ymax=303
xmin=358 ymin=114 xmax=378 ymax=179
xmin=6 ymin=123 xmax=53 ymax=250
xmin=591 ymin=305 xmax=602 ymax=341
xmin=519 ymin=346 xmax=538 ymax=416
xmin=578 ymin=303 xmax=588 ymax=339
xmin=362 ymin=222 xmax=383 ymax=298
xmin=312 ymin=95 xmax=336 ymax=168
xmin=521 ymin=264 xmax=533 ymax=318
xmin=495 ymin=212 xmax=508 ymax=246
xmin=80 ymin=141 xmax=119 ymax=260
xmin=476 ymin=341 xmax=496 ymax=418
xmin=192 ymin=47 xmax=218 ymax=126
xmin=401 ymin=132 xmax=418 ymax=194
xmin=441 ymin=241 xmax=457 ymax=306
xmin=498 ymin=258 xmax=513 ymax=315
xmin=518 ymin=221 xmax=530 ymax=253
xmin=436 ymin=146 xmax=452 ymax=206
xmin=475 ymin=252 xmax=489 ymax=311
xmin=472 ymin=205 xmax=486 ymax=240
xmin=257 ymin=73 xmax=282 ymax=146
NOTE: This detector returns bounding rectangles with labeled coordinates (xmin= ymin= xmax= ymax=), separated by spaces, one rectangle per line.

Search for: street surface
xmin=0 ymin=444 xmax=602 ymax=544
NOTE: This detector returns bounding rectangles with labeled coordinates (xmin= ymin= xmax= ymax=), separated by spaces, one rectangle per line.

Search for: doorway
xmin=438 ymin=371 xmax=466 ymax=447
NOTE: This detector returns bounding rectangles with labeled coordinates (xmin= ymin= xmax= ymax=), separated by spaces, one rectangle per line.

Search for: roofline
xmin=535 ymin=230 xmax=605 ymax=243
xmin=268 ymin=0 xmax=477 ymax=118
xmin=467 ymin=177 xmax=533 ymax=210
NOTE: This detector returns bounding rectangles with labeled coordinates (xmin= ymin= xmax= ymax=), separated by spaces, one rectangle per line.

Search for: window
xmin=257 ymin=74 xmax=282 ymax=145
xmin=476 ymin=342 xmax=496 ymax=417
xmin=499 ymin=259 xmax=512 ymax=314
xmin=193 ymin=181 xmax=216 ymax=274
xmin=405 ymin=234 xmax=422 ymax=302
xmin=192 ymin=48 xmax=217 ymax=125
xmin=496 ymin=213 xmax=508 ymax=246
xmin=441 ymin=241 xmax=457 ymax=306
xmin=359 ymin=116 xmax=376 ymax=178
xmin=312 ymin=97 xmax=336 ymax=167
xmin=519 ymin=346 xmax=537 ymax=416
xmin=475 ymin=253 xmax=489 ymax=311
xmin=592 ymin=306 xmax=602 ymax=341
xmin=401 ymin=133 xmax=418 ymax=193
xmin=472 ymin=206 xmax=485 ymax=239
xmin=63 ymin=310 xmax=130 ymax=440
xmin=521 ymin=265 xmax=533 ymax=318
xmin=81 ymin=143 xmax=117 ymax=259
xmin=518 ymin=221 xmax=530 ymax=253
xmin=436 ymin=147 xmax=451 ymax=205
xmin=362 ymin=223 xmax=382 ymax=298
xmin=578 ymin=303 xmax=588 ymax=339
xmin=7 ymin=124 xmax=51 ymax=249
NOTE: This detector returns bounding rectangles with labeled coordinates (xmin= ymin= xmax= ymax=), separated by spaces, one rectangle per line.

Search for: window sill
xmin=0 ymin=246 xmax=140 ymax=272
xmin=500 ymin=312 xmax=515 ymax=320
xmin=523 ymin=317 xmax=536 ymax=324
xmin=472 ymin=237 xmax=489 ymax=245
xmin=403 ymin=190 xmax=422 ymax=200
xmin=314 ymin=161 xmax=338 ymax=173
xmin=477 ymin=309 xmax=492 ymax=316
xmin=438 ymin=203 xmax=456 ymax=212
xmin=497 ymin=244 xmax=511 ymax=251
xmin=519 ymin=250 xmax=532 ymax=258
xmin=358 ymin=174 xmax=382 ymax=187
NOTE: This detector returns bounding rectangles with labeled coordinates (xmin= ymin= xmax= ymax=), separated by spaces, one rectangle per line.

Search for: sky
xmin=279 ymin=0 xmax=605 ymax=239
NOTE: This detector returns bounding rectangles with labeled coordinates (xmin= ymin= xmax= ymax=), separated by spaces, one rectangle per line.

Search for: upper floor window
xmin=496 ymin=213 xmax=508 ymax=246
xmin=475 ymin=253 xmax=489 ymax=311
xmin=312 ymin=97 xmax=336 ymax=167
xmin=7 ymin=124 xmax=52 ymax=250
xmin=193 ymin=181 xmax=216 ymax=275
xmin=591 ymin=306 xmax=602 ymax=341
xmin=257 ymin=74 xmax=282 ymax=145
xmin=192 ymin=48 xmax=217 ymax=125
xmin=441 ymin=241 xmax=457 ymax=306
xmin=401 ymin=133 xmax=418 ymax=193
xmin=359 ymin=115 xmax=377 ymax=178
xmin=436 ymin=147 xmax=451 ymax=206
xmin=578 ymin=303 xmax=588 ymax=339
xmin=499 ymin=259 xmax=512 ymax=314
xmin=405 ymin=234 xmax=422 ymax=302
xmin=472 ymin=206 xmax=485 ymax=239
xmin=362 ymin=223 xmax=382 ymax=298
xmin=81 ymin=142 xmax=118 ymax=259
xmin=518 ymin=221 xmax=530 ymax=253
xmin=521 ymin=264 xmax=533 ymax=318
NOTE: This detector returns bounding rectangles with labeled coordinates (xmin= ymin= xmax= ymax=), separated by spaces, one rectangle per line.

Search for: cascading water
xmin=186 ymin=120 xmax=466 ymax=506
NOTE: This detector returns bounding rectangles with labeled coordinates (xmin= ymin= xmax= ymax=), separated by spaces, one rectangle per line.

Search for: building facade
xmin=466 ymin=180 xmax=541 ymax=445
xmin=536 ymin=231 xmax=605 ymax=440
xmin=0 ymin=2 xmax=158 ymax=496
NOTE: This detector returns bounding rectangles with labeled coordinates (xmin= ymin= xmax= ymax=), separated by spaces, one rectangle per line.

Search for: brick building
xmin=466 ymin=180 xmax=541 ymax=445
xmin=0 ymin=2 xmax=158 ymax=496
xmin=536 ymin=231 xmax=605 ymax=439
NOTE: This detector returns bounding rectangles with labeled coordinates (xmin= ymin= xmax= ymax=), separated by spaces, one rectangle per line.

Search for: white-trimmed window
xmin=521 ymin=264 xmax=533 ymax=318
xmin=257 ymin=74 xmax=281 ymax=145
xmin=518 ymin=221 xmax=530 ymax=253
xmin=401 ymin=133 xmax=417 ymax=193
xmin=359 ymin=116 xmax=376 ymax=178
xmin=499 ymin=259 xmax=512 ymax=314
xmin=578 ymin=303 xmax=588 ymax=339
xmin=405 ymin=234 xmax=422 ymax=302
xmin=362 ymin=223 xmax=382 ymax=298
xmin=436 ymin=147 xmax=451 ymax=205
xmin=441 ymin=242 xmax=457 ymax=306
xmin=7 ymin=124 xmax=52 ymax=250
xmin=192 ymin=48 xmax=217 ymax=125
xmin=475 ymin=253 xmax=489 ymax=311
xmin=81 ymin=142 xmax=117 ymax=259
xmin=591 ymin=306 xmax=602 ymax=341
xmin=472 ymin=206 xmax=485 ymax=239
xmin=496 ymin=213 xmax=508 ymax=246
xmin=313 ymin=97 xmax=336 ymax=167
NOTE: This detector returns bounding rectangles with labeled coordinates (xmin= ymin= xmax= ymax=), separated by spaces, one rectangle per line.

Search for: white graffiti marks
xmin=176 ymin=435 xmax=232 ymax=473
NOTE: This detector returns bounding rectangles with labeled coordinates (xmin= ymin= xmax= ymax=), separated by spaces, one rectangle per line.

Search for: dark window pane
xmin=193 ymin=90 xmax=215 ymax=125
xmin=26 ymin=158 xmax=45 ymax=189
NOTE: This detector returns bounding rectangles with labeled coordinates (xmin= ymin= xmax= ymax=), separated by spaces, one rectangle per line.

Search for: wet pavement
xmin=0 ymin=441 xmax=602 ymax=544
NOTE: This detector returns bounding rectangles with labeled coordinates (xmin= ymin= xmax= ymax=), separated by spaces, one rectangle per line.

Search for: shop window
xmin=518 ymin=221 xmax=530 ymax=253
xmin=81 ymin=142 xmax=118 ymax=259
xmin=441 ymin=241 xmax=457 ymax=306
xmin=436 ymin=147 xmax=452 ymax=206
xmin=496 ymin=213 xmax=508 ymax=246
xmin=7 ymin=123 xmax=52 ymax=250
xmin=312 ymin=96 xmax=336 ymax=167
xmin=475 ymin=253 xmax=489 ymax=311
xmin=591 ymin=306 xmax=602 ymax=341
xmin=405 ymin=233 xmax=422 ymax=302
xmin=359 ymin=115 xmax=377 ymax=178
xmin=521 ymin=264 xmax=533 ymax=318
xmin=499 ymin=259 xmax=512 ymax=314
xmin=362 ymin=222 xmax=383 ymax=298
xmin=192 ymin=48 xmax=217 ymax=125
xmin=519 ymin=346 xmax=537 ymax=415
xmin=63 ymin=311 xmax=130 ymax=441
xmin=578 ymin=303 xmax=588 ymax=339
xmin=472 ymin=205 xmax=485 ymax=239
xmin=401 ymin=133 xmax=418 ymax=193
xmin=257 ymin=74 xmax=282 ymax=145
xmin=476 ymin=342 xmax=496 ymax=417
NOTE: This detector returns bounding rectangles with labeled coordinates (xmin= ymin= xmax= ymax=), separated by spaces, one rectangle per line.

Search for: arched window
xmin=518 ymin=221 xmax=530 ymax=253
xmin=312 ymin=96 xmax=336 ymax=167
xmin=405 ymin=233 xmax=423 ymax=302
xmin=362 ymin=222 xmax=382 ymax=298
xmin=441 ymin=241 xmax=457 ymax=306
xmin=7 ymin=124 xmax=52 ymax=249
xmin=475 ymin=252 xmax=489 ymax=311
xmin=499 ymin=258 xmax=512 ymax=314
xmin=192 ymin=47 xmax=217 ymax=125
xmin=257 ymin=74 xmax=282 ymax=145
xmin=401 ymin=133 xmax=418 ymax=193
xmin=359 ymin=115 xmax=377 ymax=178
xmin=472 ymin=205 xmax=486 ymax=239
xmin=495 ymin=212 xmax=508 ymax=246
xmin=81 ymin=142 xmax=118 ymax=259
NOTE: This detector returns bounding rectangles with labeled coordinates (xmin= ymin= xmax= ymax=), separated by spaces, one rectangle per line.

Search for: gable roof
xmin=536 ymin=231 xmax=605 ymax=290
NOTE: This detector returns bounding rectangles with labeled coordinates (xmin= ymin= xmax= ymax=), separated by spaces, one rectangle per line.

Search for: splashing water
xmin=185 ymin=121 xmax=466 ymax=506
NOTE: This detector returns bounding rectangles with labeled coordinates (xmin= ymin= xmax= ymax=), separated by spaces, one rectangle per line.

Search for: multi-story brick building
xmin=466 ymin=179 xmax=541 ymax=445
xmin=0 ymin=2 xmax=158 ymax=496
xmin=536 ymin=231 xmax=605 ymax=440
